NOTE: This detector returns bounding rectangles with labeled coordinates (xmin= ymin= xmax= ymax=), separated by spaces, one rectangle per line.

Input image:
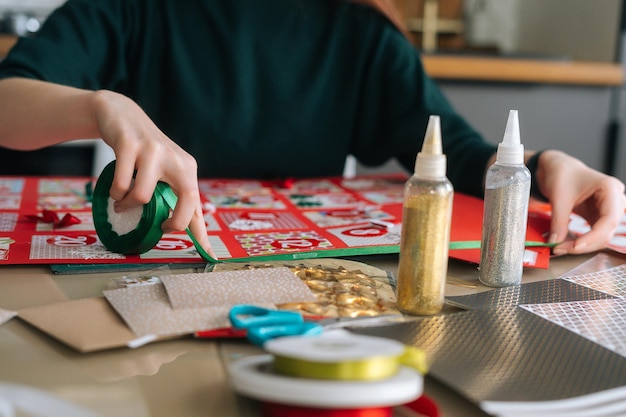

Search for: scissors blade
xmin=315 ymin=314 xmax=405 ymax=330
xmin=246 ymin=321 xmax=323 ymax=346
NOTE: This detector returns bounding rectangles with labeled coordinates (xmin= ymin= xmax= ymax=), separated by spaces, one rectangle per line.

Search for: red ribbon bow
xmin=26 ymin=210 xmax=81 ymax=229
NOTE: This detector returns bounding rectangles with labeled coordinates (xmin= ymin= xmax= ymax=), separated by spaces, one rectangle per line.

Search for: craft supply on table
xmin=92 ymin=160 xmax=217 ymax=262
xmin=479 ymin=109 xmax=531 ymax=287
xmin=103 ymin=267 xmax=316 ymax=339
xmin=229 ymin=304 xmax=324 ymax=346
xmin=352 ymin=257 xmax=626 ymax=417
xmin=196 ymin=260 xmax=402 ymax=339
xmin=258 ymin=397 xmax=440 ymax=417
xmin=229 ymin=304 xmax=406 ymax=348
xmin=262 ymin=329 xmax=428 ymax=379
xmin=228 ymin=330 xmax=429 ymax=417
xmin=213 ymin=260 xmax=401 ymax=318
xmin=396 ymin=115 xmax=453 ymax=316
xmin=0 ymin=308 xmax=16 ymax=326
xmin=24 ymin=209 xmax=81 ymax=229
xmin=92 ymin=160 xmax=170 ymax=255
xmin=12 ymin=258 xmax=402 ymax=353
xmin=229 ymin=354 xmax=422 ymax=413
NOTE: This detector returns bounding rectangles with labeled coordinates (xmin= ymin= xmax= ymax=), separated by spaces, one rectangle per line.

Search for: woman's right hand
xmin=91 ymin=90 xmax=216 ymax=258
xmin=0 ymin=79 xmax=215 ymax=257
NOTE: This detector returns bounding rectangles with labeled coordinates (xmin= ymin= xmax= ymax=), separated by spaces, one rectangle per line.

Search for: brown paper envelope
xmin=0 ymin=308 xmax=16 ymax=325
xmin=104 ymin=284 xmax=275 ymax=338
xmin=18 ymin=297 xmax=137 ymax=353
xmin=0 ymin=271 xmax=68 ymax=310
xmin=160 ymin=267 xmax=316 ymax=309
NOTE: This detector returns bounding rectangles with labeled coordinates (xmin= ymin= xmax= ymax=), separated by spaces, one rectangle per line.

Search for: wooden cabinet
xmin=392 ymin=0 xmax=465 ymax=52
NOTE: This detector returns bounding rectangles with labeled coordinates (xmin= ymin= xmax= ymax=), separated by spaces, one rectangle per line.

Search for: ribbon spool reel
xmin=92 ymin=160 xmax=170 ymax=254
xmin=92 ymin=160 xmax=216 ymax=262
xmin=229 ymin=331 xmax=427 ymax=417
xmin=265 ymin=329 xmax=427 ymax=380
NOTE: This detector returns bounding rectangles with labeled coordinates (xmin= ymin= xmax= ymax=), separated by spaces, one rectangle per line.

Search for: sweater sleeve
xmin=349 ymin=13 xmax=496 ymax=197
xmin=0 ymin=0 xmax=131 ymax=91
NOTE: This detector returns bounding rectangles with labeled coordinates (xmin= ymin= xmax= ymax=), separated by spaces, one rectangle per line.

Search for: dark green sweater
xmin=0 ymin=0 xmax=496 ymax=196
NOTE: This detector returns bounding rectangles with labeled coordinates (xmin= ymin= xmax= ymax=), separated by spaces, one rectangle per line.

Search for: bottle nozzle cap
xmin=415 ymin=115 xmax=446 ymax=179
xmin=497 ymin=109 xmax=524 ymax=165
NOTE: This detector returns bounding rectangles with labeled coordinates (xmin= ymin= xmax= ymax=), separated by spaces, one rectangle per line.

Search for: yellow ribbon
xmin=272 ymin=345 xmax=428 ymax=381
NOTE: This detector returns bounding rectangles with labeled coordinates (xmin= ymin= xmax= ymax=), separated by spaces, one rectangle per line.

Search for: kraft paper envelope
xmin=103 ymin=267 xmax=315 ymax=338
xmin=18 ymin=297 xmax=138 ymax=353
xmin=0 ymin=308 xmax=16 ymax=326
xmin=103 ymin=283 xmax=277 ymax=338
xmin=160 ymin=267 xmax=317 ymax=309
xmin=13 ymin=267 xmax=316 ymax=352
xmin=0 ymin=273 xmax=68 ymax=310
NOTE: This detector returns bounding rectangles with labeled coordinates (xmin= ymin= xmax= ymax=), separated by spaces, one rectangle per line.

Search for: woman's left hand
xmin=533 ymin=150 xmax=626 ymax=255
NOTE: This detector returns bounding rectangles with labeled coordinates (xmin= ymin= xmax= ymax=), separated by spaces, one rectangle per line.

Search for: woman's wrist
xmin=526 ymin=150 xmax=549 ymax=201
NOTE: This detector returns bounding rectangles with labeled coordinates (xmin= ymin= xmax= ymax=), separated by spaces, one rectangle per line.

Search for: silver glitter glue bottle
xmin=479 ymin=110 xmax=531 ymax=287
xmin=397 ymin=115 xmax=454 ymax=315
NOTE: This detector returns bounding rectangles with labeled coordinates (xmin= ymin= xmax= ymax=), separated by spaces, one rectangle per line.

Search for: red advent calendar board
xmin=0 ymin=174 xmax=554 ymax=267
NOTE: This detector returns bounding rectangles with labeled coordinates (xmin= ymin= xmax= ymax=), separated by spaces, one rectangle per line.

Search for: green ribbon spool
xmin=92 ymin=161 xmax=172 ymax=255
xmin=93 ymin=160 xmax=218 ymax=262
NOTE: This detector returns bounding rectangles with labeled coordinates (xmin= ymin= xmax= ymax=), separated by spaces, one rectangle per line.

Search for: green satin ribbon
xmin=449 ymin=240 xmax=558 ymax=250
xmin=93 ymin=160 xmax=557 ymax=262
xmin=272 ymin=345 xmax=428 ymax=381
xmin=154 ymin=182 xmax=218 ymax=262
xmin=92 ymin=160 xmax=218 ymax=261
xmin=92 ymin=161 xmax=170 ymax=255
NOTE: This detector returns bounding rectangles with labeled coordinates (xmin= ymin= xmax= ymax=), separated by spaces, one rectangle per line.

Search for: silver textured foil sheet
xmin=446 ymin=278 xmax=616 ymax=310
xmin=355 ymin=268 xmax=626 ymax=416
xmin=356 ymin=306 xmax=626 ymax=408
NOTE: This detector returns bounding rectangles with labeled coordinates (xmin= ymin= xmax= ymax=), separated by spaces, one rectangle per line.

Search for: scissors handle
xmin=229 ymin=304 xmax=303 ymax=329
xmin=229 ymin=304 xmax=323 ymax=346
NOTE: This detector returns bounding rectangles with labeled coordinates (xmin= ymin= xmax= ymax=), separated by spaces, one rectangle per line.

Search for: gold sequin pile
xmin=211 ymin=261 xmax=400 ymax=318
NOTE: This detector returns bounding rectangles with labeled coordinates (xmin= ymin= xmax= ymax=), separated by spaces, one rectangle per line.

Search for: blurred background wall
xmin=0 ymin=0 xmax=624 ymax=181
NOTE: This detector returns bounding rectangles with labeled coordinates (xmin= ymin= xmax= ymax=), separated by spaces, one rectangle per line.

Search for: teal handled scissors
xmin=229 ymin=304 xmax=323 ymax=346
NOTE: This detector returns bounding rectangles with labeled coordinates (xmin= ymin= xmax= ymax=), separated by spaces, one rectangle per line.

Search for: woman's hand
xmin=533 ymin=150 xmax=626 ymax=255
xmin=92 ymin=90 xmax=216 ymax=258
xmin=0 ymin=79 xmax=215 ymax=258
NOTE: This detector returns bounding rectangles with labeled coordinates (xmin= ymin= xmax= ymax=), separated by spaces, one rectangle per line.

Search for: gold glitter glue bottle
xmin=396 ymin=115 xmax=453 ymax=316
xmin=479 ymin=110 xmax=531 ymax=287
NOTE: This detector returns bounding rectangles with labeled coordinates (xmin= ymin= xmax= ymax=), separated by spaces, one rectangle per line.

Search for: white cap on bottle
xmin=415 ymin=115 xmax=446 ymax=179
xmin=496 ymin=110 xmax=524 ymax=165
